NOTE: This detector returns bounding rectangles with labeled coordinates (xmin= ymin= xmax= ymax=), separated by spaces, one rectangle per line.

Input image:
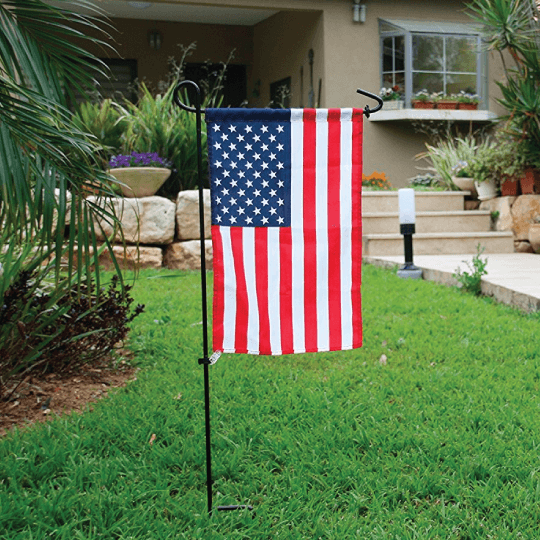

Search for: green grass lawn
xmin=1 ymin=264 xmax=540 ymax=539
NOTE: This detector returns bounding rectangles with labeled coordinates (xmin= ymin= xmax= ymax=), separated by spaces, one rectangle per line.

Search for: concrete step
xmin=362 ymin=190 xmax=468 ymax=213
xmin=363 ymin=231 xmax=515 ymax=256
xmin=363 ymin=210 xmax=491 ymax=235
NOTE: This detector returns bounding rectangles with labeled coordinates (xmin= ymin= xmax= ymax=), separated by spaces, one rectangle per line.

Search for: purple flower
xmin=109 ymin=151 xmax=171 ymax=169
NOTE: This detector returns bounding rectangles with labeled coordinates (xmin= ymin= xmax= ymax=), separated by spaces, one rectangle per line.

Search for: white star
xmin=215 ymin=196 xmax=221 ymax=204
xmin=222 ymin=187 xmax=229 ymax=195
xmin=254 ymin=171 xmax=261 ymax=179
xmin=230 ymin=216 xmax=237 ymax=224
xmin=245 ymin=198 xmax=253 ymax=206
xmin=223 ymin=170 xmax=230 ymax=177
xmin=269 ymin=153 xmax=276 ymax=161
xmin=261 ymin=198 xmax=269 ymax=206
xmin=270 ymin=189 xmax=277 ymax=197
xmin=245 ymin=125 xmax=252 ymax=133
xmin=229 ymin=143 xmax=237 ymax=151
xmin=237 ymin=152 xmax=245 ymax=160
xmin=221 ymin=133 xmax=228 ymax=141
xmin=230 ymin=162 xmax=237 ymax=169
xmin=228 ymin=125 xmax=236 ymax=132
xmin=277 ymin=162 xmax=284 ymax=169
xmin=213 ymin=142 xmax=221 ymax=150
xmin=229 ymin=197 xmax=237 ymax=206
xmin=246 ymin=216 xmax=253 ymax=224
xmin=277 ymin=143 xmax=284 ymax=151
xmin=216 ymin=215 xmax=222 ymax=223
xmin=278 ymin=180 xmax=284 ymax=187
xmin=277 ymin=216 xmax=284 ymax=224
xmin=261 ymin=143 xmax=269 ymax=152
xmin=246 ymin=180 xmax=253 ymax=187
xmin=215 ymin=178 xmax=222 ymax=186
xmin=253 ymin=153 xmax=261 ymax=161
xmin=277 ymin=125 xmax=284 ymax=133
xmin=269 ymin=171 xmax=277 ymax=179
xmin=269 ymin=207 xmax=277 ymax=215
xmin=253 ymin=134 xmax=261 ymax=142
xmin=246 ymin=143 xmax=253 ymax=151
xmin=237 ymin=207 xmax=245 ymax=215
xmin=213 ymin=125 xmax=221 ymax=132
xmin=254 ymin=207 xmax=261 ymax=215
xmin=254 ymin=189 xmax=261 ymax=197
xmin=237 ymin=134 xmax=244 ymax=142
xmin=214 ymin=160 xmax=222 ymax=168
xmin=262 ymin=216 xmax=269 ymax=224
xmin=261 ymin=162 xmax=269 ymax=170
xmin=262 ymin=179 xmax=269 ymax=188
xmin=269 ymin=134 xmax=276 ymax=142
xmin=238 ymin=171 xmax=245 ymax=178
xmin=222 ymin=206 xmax=229 ymax=214
xmin=238 ymin=189 xmax=245 ymax=197
xmin=230 ymin=179 xmax=238 ymax=187
xmin=222 ymin=152 xmax=229 ymax=159
xmin=261 ymin=125 xmax=269 ymax=133
xmin=277 ymin=198 xmax=284 ymax=206
xmin=245 ymin=162 xmax=253 ymax=169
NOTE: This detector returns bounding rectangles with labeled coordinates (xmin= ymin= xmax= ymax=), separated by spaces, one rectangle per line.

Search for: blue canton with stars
xmin=206 ymin=109 xmax=292 ymax=227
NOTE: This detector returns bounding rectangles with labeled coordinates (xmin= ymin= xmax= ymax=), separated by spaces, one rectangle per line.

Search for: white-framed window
xmin=380 ymin=19 xmax=486 ymax=108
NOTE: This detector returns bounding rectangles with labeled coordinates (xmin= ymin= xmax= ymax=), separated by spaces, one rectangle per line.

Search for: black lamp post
xmin=397 ymin=188 xmax=422 ymax=279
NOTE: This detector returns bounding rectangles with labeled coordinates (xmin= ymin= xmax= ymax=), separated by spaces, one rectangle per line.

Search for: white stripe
xmin=315 ymin=109 xmax=330 ymax=352
xmin=267 ymin=227 xmax=281 ymax=355
xmin=243 ymin=227 xmax=259 ymax=354
xmin=220 ymin=227 xmax=237 ymax=352
xmin=340 ymin=109 xmax=354 ymax=349
xmin=290 ymin=108 xmax=305 ymax=354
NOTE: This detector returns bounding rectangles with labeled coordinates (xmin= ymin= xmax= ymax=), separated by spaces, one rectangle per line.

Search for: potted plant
xmin=435 ymin=93 xmax=458 ymax=110
xmin=468 ymin=143 xmax=499 ymax=201
xmin=379 ymin=85 xmax=403 ymax=110
xmin=450 ymin=160 xmax=476 ymax=194
xmin=456 ymin=91 xmax=480 ymax=110
xmin=412 ymin=89 xmax=435 ymax=109
xmin=108 ymin=151 xmax=172 ymax=198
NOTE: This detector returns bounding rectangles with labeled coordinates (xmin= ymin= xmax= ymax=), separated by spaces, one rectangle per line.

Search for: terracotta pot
xmin=412 ymin=101 xmax=435 ymax=109
xmin=436 ymin=101 xmax=457 ymax=110
xmin=474 ymin=179 xmax=498 ymax=201
xmin=528 ymin=224 xmax=540 ymax=253
xmin=108 ymin=167 xmax=171 ymax=198
xmin=500 ymin=178 xmax=520 ymax=196
xmin=457 ymin=103 xmax=478 ymax=110
xmin=520 ymin=169 xmax=536 ymax=194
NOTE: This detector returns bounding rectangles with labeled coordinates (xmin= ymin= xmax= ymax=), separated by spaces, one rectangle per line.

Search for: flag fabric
xmin=206 ymin=107 xmax=363 ymax=356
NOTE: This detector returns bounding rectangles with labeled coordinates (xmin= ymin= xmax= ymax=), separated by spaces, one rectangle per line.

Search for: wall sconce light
xmin=148 ymin=29 xmax=162 ymax=51
xmin=397 ymin=189 xmax=423 ymax=279
xmin=352 ymin=0 xmax=367 ymax=23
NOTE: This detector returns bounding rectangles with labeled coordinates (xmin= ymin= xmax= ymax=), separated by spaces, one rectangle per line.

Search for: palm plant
xmin=0 ymin=0 xmax=128 ymax=389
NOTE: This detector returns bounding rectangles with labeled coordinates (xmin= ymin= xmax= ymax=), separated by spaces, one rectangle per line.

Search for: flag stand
xmin=173 ymin=81 xmax=382 ymax=516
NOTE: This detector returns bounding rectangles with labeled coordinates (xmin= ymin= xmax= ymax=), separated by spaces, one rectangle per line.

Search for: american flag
xmin=207 ymin=108 xmax=363 ymax=356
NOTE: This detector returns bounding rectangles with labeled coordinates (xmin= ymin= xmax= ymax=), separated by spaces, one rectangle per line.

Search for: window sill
xmin=369 ymin=109 xmax=499 ymax=122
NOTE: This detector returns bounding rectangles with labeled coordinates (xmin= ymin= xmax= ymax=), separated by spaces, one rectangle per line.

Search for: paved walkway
xmin=364 ymin=253 xmax=540 ymax=313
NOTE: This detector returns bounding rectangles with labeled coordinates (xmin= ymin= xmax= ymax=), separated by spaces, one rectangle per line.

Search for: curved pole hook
xmin=173 ymin=80 xmax=204 ymax=114
xmin=357 ymin=88 xmax=383 ymax=118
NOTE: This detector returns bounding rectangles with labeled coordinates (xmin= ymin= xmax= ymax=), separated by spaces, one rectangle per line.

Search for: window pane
xmin=413 ymin=72 xmax=443 ymax=94
xmin=446 ymin=36 xmax=477 ymax=73
xmin=413 ymin=35 xmax=443 ymax=71
xmin=395 ymin=36 xmax=405 ymax=71
xmin=382 ymin=37 xmax=394 ymax=72
xmin=446 ymin=74 xmax=477 ymax=95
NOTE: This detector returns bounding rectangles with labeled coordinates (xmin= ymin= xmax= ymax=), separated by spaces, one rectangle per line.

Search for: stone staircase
xmin=362 ymin=191 xmax=515 ymax=256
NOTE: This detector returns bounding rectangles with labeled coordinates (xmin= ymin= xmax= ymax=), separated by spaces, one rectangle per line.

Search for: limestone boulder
xmin=89 ymin=196 xmax=176 ymax=245
xmin=479 ymin=196 xmax=516 ymax=232
xmin=163 ymin=240 xmax=213 ymax=270
xmin=510 ymin=195 xmax=540 ymax=240
xmin=514 ymin=241 xmax=535 ymax=253
xmin=176 ymin=189 xmax=211 ymax=241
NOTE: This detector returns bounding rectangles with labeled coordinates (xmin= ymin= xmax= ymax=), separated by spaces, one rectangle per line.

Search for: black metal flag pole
xmin=173 ymin=82 xmax=382 ymax=516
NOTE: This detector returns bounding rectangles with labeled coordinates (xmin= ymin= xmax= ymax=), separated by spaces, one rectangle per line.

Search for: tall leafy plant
xmin=0 ymin=0 xmax=128 ymax=389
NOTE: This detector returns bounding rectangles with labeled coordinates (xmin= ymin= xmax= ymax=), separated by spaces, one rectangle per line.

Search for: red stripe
xmin=211 ymin=225 xmax=225 ymax=352
xmin=255 ymin=228 xmax=271 ymax=354
xmin=279 ymin=227 xmax=293 ymax=354
xmin=327 ymin=109 xmax=342 ymax=351
xmin=302 ymin=109 xmax=318 ymax=353
xmin=351 ymin=109 xmax=363 ymax=348
xmin=230 ymin=227 xmax=248 ymax=354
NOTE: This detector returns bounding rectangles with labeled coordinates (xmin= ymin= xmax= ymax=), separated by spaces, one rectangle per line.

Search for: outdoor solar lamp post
xmin=397 ymin=188 xmax=422 ymax=279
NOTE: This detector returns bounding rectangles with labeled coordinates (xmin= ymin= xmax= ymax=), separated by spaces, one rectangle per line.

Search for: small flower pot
xmin=382 ymin=100 xmax=404 ymax=110
xmin=474 ymin=179 xmax=498 ymax=201
xmin=457 ymin=102 xmax=478 ymax=110
xmin=108 ymin=167 xmax=171 ymax=198
xmin=520 ymin=169 xmax=536 ymax=194
xmin=412 ymin=101 xmax=435 ymax=109
xmin=452 ymin=176 xmax=477 ymax=196
xmin=436 ymin=101 xmax=458 ymax=110
xmin=500 ymin=178 xmax=520 ymax=196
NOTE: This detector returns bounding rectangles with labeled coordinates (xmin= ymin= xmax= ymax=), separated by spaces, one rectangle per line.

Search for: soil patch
xmin=0 ymin=353 xmax=139 ymax=437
